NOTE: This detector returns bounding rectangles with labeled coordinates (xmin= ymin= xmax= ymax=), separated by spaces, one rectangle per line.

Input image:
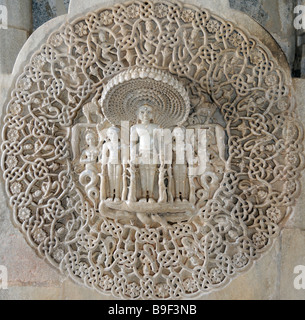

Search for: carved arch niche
xmin=1 ymin=0 xmax=304 ymax=299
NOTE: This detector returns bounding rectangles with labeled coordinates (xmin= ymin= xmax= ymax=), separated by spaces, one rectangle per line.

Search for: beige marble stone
xmin=61 ymin=279 xmax=117 ymax=300
xmin=199 ymin=238 xmax=281 ymax=300
xmin=0 ymin=185 xmax=66 ymax=287
xmin=0 ymin=28 xmax=28 ymax=74
xmin=0 ymin=0 xmax=304 ymax=301
xmin=0 ymin=0 xmax=32 ymax=32
xmin=0 ymin=285 xmax=62 ymax=300
xmin=12 ymin=15 xmax=67 ymax=77
xmin=279 ymin=229 xmax=305 ymax=300
xmin=68 ymin=0 xmax=289 ymax=71
xmin=285 ymin=78 xmax=305 ymax=230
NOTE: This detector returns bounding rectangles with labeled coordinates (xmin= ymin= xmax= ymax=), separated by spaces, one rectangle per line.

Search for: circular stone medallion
xmin=0 ymin=0 xmax=304 ymax=300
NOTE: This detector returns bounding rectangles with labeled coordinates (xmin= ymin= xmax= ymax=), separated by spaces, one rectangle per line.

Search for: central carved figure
xmin=130 ymin=104 xmax=160 ymax=203
xmin=72 ymin=67 xmax=227 ymax=223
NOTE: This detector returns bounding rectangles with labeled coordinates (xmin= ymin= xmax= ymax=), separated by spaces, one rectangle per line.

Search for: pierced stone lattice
xmin=1 ymin=0 xmax=304 ymax=299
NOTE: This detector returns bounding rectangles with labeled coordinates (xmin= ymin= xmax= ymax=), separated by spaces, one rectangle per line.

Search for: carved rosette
xmin=1 ymin=0 xmax=304 ymax=299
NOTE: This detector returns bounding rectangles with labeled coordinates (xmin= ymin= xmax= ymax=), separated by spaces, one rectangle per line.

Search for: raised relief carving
xmin=72 ymin=67 xmax=227 ymax=225
xmin=1 ymin=0 xmax=304 ymax=300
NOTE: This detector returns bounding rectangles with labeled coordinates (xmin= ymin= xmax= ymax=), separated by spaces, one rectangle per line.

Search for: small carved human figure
xmin=196 ymin=128 xmax=208 ymax=176
xmin=101 ymin=126 xmax=122 ymax=202
xmin=172 ymin=127 xmax=189 ymax=203
xmin=83 ymin=101 xmax=104 ymax=124
xmin=215 ymin=124 xmax=227 ymax=167
xmin=79 ymin=130 xmax=100 ymax=206
xmin=98 ymin=31 xmax=117 ymax=65
xmin=143 ymin=21 xmax=157 ymax=55
xmin=156 ymin=128 xmax=172 ymax=203
xmin=130 ymin=105 xmax=160 ymax=203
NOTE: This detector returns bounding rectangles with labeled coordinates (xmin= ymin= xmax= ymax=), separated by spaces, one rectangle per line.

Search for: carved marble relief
xmin=1 ymin=0 xmax=304 ymax=299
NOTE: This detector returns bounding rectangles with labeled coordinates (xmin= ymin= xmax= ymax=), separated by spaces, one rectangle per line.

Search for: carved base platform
xmin=103 ymin=199 xmax=195 ymax=214
xmin=98 ymin=199 xmax=196 ymax=224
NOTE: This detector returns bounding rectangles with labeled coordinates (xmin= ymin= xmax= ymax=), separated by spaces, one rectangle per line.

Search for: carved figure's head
xmin=85 ymin=130 xmax=97 ymax=146
xmin=172 ymin=126 xmax=186 ymax=140
xmin=107 ymin=126 xmax=120 ymax=142
xmin=137 ymin=104 xmax=154 ymax=124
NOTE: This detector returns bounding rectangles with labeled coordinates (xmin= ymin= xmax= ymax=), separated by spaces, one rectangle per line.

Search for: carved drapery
xmin=1 ymin=0 xmax=304 ymax=299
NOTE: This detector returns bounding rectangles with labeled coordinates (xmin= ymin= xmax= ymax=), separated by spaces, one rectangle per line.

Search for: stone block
xmin=0 ymin=28 xmax=28 ymax=74
xmin=0 ymin=286 xmax=62 ymax=300
xmin=199 ymin=238 xmax=281 ymax=300
xmin=279 ymin=229 xmax=305 ymax=300
xmin=0 ymin=0 xmax=32 ymax=32
xmin=0 ymin=187 xmax=65 ymax=287
xmin=286 ymin=79 xmax=305 ymax=230
xmin=229 ymin=0 xmax=295 ymax=67
xmin=68 ymin=0 xmax=231 ymax=16
xmin=61 ymin=279 xmax=117 ymax=300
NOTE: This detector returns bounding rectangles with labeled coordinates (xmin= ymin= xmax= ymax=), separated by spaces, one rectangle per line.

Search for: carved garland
xmin=1 ymin=0 xmax=304 ymax=299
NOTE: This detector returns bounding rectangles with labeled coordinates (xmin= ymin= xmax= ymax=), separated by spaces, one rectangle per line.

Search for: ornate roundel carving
xmin=1 ymin=0 xmax=304 ymax=299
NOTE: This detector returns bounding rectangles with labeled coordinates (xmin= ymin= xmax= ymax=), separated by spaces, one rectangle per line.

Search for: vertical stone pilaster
xmin=0 ymin=0 xmax=32 ymax=135
xmin=0 ymin=0 xmax=32 ymax=75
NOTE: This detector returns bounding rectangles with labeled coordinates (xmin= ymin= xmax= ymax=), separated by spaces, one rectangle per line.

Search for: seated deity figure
xmin=130 ymin=104 xmax=160 ymax=203
xmin=172 ymin=127 xmax=189 ymax=203
xmin=101 ymin=126 xmax=122 ymax=202
xmin=79 ymin=130 xmax=99 ymax=206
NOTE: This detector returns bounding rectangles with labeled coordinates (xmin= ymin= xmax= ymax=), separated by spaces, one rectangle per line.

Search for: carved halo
xmin=100 ymin=67 xmax=191 ymax=127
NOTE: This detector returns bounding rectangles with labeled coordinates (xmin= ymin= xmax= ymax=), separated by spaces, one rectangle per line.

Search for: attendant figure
xmin=79 ymin=130 xmax=100 ymax=207
xmin=101 ymin=126 xmax=122 ymax=202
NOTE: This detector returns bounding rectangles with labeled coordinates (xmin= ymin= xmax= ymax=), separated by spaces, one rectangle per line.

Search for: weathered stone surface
xmin=279 ymin=229 xmax=305 ymax=300
xmin=285 ymin=78 xmax=305 ymax=230
xmin=228 ymin=0 xmax=295 ymax=67
xmin=0 ymin=0 xmax=32 ymax=32
xmin=1 ymin=0 xmax=301 ymax=300
xmin=61 ymin=279 xmax=117 ymax=300
xmin=199 ymin=239 xmax=281 ymax=300
xmin=0 ymin=28 xmax=28 ymax=74
xmin=0 ymin=286 xmax=62 ymax=300
xmin=0 ymin=187 xmax=65 ymax=287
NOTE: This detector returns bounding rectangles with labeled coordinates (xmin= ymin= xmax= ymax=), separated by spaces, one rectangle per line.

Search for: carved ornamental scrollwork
xmin=1 ymin=0 xmax=304 ymax=299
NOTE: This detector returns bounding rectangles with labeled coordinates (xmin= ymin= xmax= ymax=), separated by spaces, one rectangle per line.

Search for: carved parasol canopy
xmin=99 ymin=67 xmax=191 ymax=127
